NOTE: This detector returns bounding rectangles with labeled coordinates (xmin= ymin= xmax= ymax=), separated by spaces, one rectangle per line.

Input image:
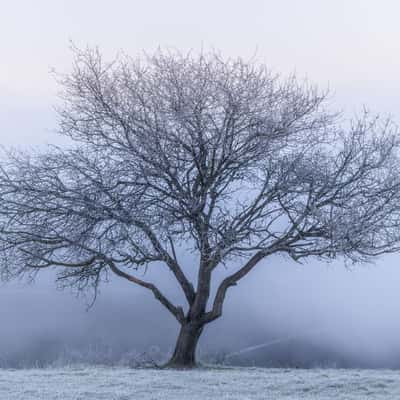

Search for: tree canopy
xmin=1 ymin=48 xmax=400 ymax=367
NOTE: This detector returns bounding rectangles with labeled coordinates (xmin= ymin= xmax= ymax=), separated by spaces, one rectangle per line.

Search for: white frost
xmin=1 ymin=366 xmax=399 ymax=399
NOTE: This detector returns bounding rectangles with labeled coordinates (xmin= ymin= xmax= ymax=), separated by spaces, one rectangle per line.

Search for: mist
xmin=2 ymin=0 xmax=400 ymax=369
xmin=2 ymin=254 xmax=400 ymax=368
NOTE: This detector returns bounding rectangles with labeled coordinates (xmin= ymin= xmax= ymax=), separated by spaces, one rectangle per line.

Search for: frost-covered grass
xmin=1 ymin=365 xmax=400 ymax=399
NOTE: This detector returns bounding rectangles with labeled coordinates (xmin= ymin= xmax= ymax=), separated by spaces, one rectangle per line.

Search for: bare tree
xmin=1 ymin=48 xmax=400 ymax=368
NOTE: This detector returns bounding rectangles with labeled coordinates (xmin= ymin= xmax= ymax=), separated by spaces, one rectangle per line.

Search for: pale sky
xmin=1 ymin=0 xmax=400 ymax=365
xmin=1 ymin=1 xmax=400 ymax=145
xmin=1 ymin=1 xmax=400 ymax=105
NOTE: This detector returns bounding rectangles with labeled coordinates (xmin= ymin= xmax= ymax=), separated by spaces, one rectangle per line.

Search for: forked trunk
xmin=165 ymin=322 xmax=204 ymax=368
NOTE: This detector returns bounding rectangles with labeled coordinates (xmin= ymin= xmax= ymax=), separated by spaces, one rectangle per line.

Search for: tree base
xmin=165 ymin=322 xmax=203 ymax=369
xmin=163 ymin=359 xmax=198 ymax=369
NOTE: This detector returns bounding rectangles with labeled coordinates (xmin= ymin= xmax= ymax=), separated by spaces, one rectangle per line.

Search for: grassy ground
xmin=1 ymin=365 xmax=399 ymax=399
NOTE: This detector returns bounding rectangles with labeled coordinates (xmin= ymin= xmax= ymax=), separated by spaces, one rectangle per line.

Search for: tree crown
xmin=1 ymin=48 xmax=400 ymax=319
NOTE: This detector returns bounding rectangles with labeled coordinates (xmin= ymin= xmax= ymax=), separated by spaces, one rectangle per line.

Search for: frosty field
xmin=1 ymin=366 xmax=400 ymax=399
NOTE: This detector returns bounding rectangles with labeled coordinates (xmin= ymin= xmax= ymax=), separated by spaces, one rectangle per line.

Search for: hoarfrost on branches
xmin=1 ymin=47 xmax=400 ymax=367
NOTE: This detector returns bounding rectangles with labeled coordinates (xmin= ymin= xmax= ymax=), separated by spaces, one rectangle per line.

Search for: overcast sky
xmin=1 ymin=0 xmax=400 ymax=367
xmin=2 ymin=0 xmax=400 ymax=143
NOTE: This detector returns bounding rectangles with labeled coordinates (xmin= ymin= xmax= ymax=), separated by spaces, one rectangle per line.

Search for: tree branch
xmin=202 ymin=251 xmax=267 ymax=323
xmin=133 ymin=220 xmax=195 ymax=304
xmin=106 ymin=259 xmax=185 ymax=324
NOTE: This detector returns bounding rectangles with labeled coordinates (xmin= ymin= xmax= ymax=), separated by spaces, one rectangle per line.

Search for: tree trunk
xmin=165 ymin=322 xmax=204 ymax=368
